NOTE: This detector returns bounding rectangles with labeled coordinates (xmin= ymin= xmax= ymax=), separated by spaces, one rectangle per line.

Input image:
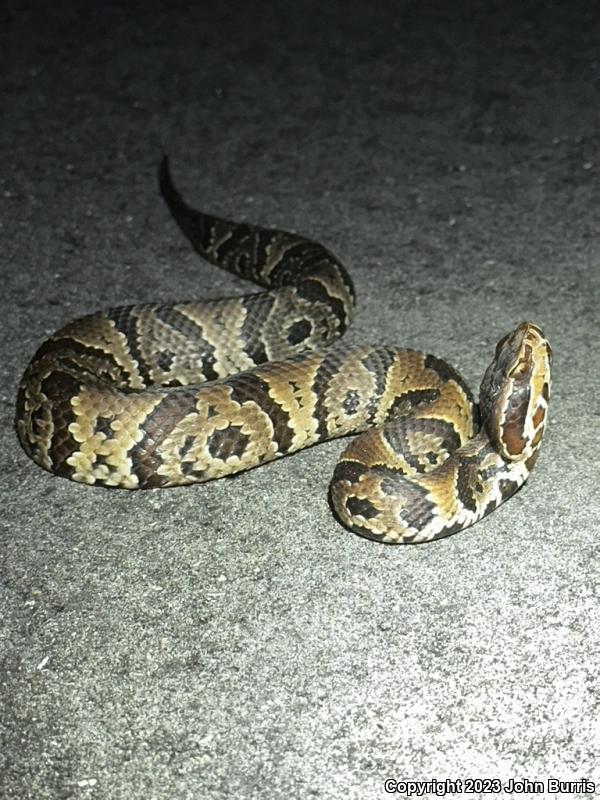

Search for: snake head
xmin=479 ymin=322 xmax=552 ymax=464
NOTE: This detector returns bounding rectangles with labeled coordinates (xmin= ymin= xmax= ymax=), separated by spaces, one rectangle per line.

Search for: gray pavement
xmin=1 ymin=2 xmax=598 ymax=798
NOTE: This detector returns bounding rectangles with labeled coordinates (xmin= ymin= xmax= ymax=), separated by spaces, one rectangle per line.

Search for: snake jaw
xmin=479 ymin=321 xmax=552 ymax=464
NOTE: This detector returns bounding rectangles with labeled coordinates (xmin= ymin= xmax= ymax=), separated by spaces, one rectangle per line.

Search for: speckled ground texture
xmin=1 ymin=1 xmax=599 ymax=799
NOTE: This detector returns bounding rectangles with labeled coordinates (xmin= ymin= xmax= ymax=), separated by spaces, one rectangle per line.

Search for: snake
xmin=15 ymin=157 xmax=552 ymax=544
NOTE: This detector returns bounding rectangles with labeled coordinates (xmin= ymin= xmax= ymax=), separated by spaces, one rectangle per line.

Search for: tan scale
xmin=253 ymin=357 xmax=323 ymax=450
xmin=68 ymin=386 xmax=165 ymax=486
xmin=181 ymin=298 xmax=257 ymax=377
xmin=323 ymin=348 xmax=383 ymax=437
xmin=156 ymin=386 xmax=280 ymax=483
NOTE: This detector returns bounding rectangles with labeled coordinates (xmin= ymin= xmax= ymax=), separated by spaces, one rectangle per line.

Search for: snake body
xmin=15 ymin=159 xmax=552 ymax=543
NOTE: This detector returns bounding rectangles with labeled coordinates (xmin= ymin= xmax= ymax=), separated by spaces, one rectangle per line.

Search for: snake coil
xmin=16 ymin=158 xmax=552 ymax=543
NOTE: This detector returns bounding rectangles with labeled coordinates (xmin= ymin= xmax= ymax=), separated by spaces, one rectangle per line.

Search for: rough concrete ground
xmin=1 ymin=1 xmax=598 ymax=799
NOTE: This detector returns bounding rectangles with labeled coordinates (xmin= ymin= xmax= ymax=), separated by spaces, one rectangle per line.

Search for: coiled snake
xmin=15 ymin=159 xmax=552 ymax=543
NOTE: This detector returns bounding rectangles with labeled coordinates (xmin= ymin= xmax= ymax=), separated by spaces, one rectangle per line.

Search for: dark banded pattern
xmin=15 ymin=158 xmax=552 ymax=543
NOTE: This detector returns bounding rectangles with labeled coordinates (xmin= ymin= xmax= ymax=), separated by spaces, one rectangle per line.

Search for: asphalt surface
xmin=1 ymin=2 xmax=599 ymax=799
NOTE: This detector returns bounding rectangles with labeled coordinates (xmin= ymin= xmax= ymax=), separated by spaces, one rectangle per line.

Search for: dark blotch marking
xmin=286 ymin=318 xmax=312 ymax=346
xmin=33 ymin=405 xmax=48 ymax=433
xmin=94 ymin=453 xmax=112 ymax=469
xmin=375 ymin=466 xmax=438 ymax=530
xmin=151 ymin=306 xmax=219 ymax=381
xmin=387 ymin=388 xmax=439 ymax=419
xmin=206 ymin=425 xmax=250 ymax=461
xmin=179 ymin=434 xmax=196 ymax=460
xmin=483 ymin=496 xmax=500 ymax=518
xmin=531 ymin=428 xmax=544 ymax=448
xmin=456 ymin=459 xmax=478 ymax=513
xmin=34 ymin=336 xmax=108 ymax=364
xmin=424 ymin=353 xmax=465 ymax=387
xmin=483 ymin=479 xmax=524 ymax=519
xmin=268 ymin=242 xmax=328 ymax=283
xmin=532 ymin=405 xmax=545 ymax=428
xmin=311 ymin=348 xmax=349 ymax=437
xmin=377 ymin=466 xmax=418 ymax=497
xmin=239 ymin=293 xmax=277 ymax=364
xmin=524 ymin=451 xmax=539 ymax=472
xmin=227 ymin=373 xmax=294 ymax=453
xmin=156 ymin=350 xmax=175 ymax=372
xmin=268 ymin=240 xmax=355 ymax=303
xmin=383 ymin=422 xmax=421 ymax=471
xmin=34 ymin=336 xmax=127 ymax=386
xmin=360 ymin=348 xmax=396 ymax=419
xmin=180 ymin=460 xmax=205 ymax=478
xmin=38 ymin=370 xmax=83 ymax=476
xmin=498 ymin=477 xmax=520 ymax=501
xmin=542 ymin=382 xmax=550 ymax=401
xmin=383 ymin=416 xmax=460 ymax=473
xmin=294 ymin=276 xmax=348 ymax=331
xmin=95 ymin=416 xmax=114 ymax=437
xmin=128 ymin=391 xmax=198 ymax=488
xmin=211 ymin=224 xmax=263 ymax=281
xmin=345 ymin=495 xmax=379 ymax=520
xmin=211 ymin=223 xmax=251 ymax=263
xmin=200 ymin=352 xmax=219 ymax=382
xmin=106 ymin=306 xmax=153 ymax=386
xmin=501 ymin=384 xmax=531 ymax=456
xmin=332 ymin=459 xmax=368 ymax=485
xmin=342 ymin=389 xmax=360 ymax=415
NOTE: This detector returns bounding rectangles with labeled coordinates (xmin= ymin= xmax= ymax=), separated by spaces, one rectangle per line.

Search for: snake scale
xmin=15 ymin=158 xmax=552 ymax=543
